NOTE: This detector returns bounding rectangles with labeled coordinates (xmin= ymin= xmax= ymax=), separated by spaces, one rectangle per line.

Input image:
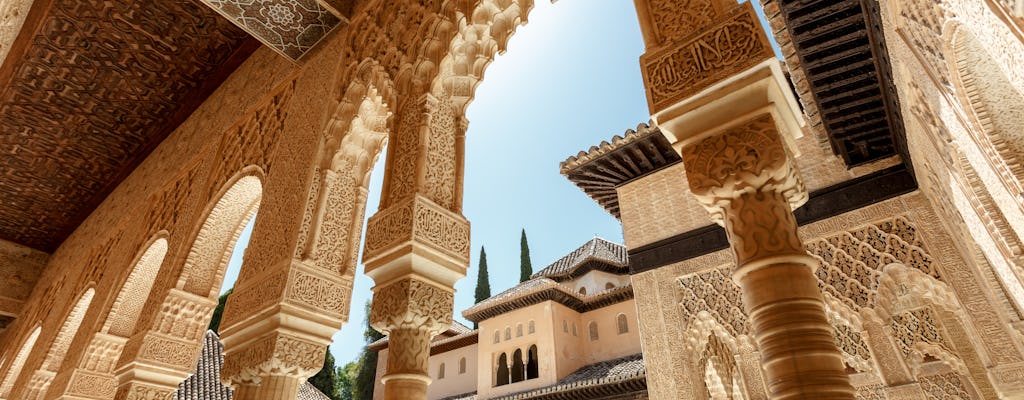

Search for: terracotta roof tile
xmin=532 ymin=238 xmax=627 ymax=280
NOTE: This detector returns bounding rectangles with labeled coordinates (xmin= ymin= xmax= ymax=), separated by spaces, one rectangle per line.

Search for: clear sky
xmin=221 ymin=0 xmax=778 ymax=366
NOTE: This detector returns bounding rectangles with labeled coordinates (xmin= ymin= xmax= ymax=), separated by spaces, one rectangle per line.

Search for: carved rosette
xmin=221 ymin=332 xmax=326 ymax=387
xmin=680 ymin=114 xmax=808 ymax=266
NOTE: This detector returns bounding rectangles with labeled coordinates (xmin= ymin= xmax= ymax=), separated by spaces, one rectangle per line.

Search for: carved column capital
xmin=680 ymin=114 xmax=809 ymax=269
xmin=370 ymin=277 xmax=454 ymax=338
xmin=221 ymin=331 xmax=327 ymax=388
xmin=680 ymin=114 xmax=807 ymax=219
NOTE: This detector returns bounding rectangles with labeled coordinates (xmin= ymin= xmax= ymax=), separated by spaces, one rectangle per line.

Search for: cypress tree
xmin=520 ymin=229 xmax=533 ymax=282
xmin=308 ymin=347 xmax=340 ymax=399
xmin=473 ymin=246 xmax=491 ymax=329
xmin=207 ymin=288 xmax=232 ymax=333
xmin=474 ymin=246 xmax=491 ymax=304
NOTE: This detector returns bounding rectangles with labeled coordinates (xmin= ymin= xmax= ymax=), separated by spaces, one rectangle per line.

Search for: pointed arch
xmin=946 ymin=22 xmax=1024 ymax=213
xmin=0 ymin=326 xmax=40 ymax=397
xmin=22 ymin=288 xmax=96 ymax=399
xmin=104 ymin=235 xmax=169 ymax=337
xmin=179 ymin=172 xmax=263 ymax=298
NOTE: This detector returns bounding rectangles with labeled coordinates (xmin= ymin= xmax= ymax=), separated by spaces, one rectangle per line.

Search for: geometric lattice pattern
xmin=920 ymin=372 xmax=972 ymax=400
xmin=808 ymin=217 xmax=942 ymax=310
xmin=834 ymin=324 xmax=873 ymax=372
xmin=891 ymin=307 xmax=951 ymax=359
xmin=200 ymin=0 xmax=341 ymax=60
xmin=678 ymin=267 xmax=747 ymax=336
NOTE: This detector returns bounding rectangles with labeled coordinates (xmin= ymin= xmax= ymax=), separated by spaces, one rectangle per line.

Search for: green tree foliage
xmin=520 ymin=229 xmax=533 ymax=282
xmin=206 ymin=288 xmax=232 ymax=333
xmin=308 ymin=347 xmax=340 ymax=399
xmin=474 ymin=246 xmax=491 ymax=304
xmin=473 ymin=246 xmax=491 ymax=329
xmin=354 ymin=301 xmax=385 ymax=400
xmin=335 ymin=362 xmax=358 ymax=400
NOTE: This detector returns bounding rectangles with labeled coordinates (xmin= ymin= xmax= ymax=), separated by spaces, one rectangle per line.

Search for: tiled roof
xmin=174 ymin=330 xmax=330 ymax=400
xmin=532 ymin=238 xmax=628 ymax=280
xmin=438 ymin=391 xmax=478 ymax=400
xmin=560 ymin=123 xmax=682 ymax=219
xmin=368 ymin=322 xmax=479 ymax=353
xmin=462 ymin=279 xmax=634 ymax=323
xmin=492 ymin=354 xmax=646 ymax=400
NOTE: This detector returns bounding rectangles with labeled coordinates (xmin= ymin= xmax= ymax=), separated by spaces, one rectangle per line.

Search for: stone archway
xmin=58 ymin=236 xmax=169 ymax=399
xmin=17 ymin=288 xmax=95 ymax=400
xmin=0 ymin=325 xmax=40 ymax=399
xmin=113 ymin=172 xmax=263 ymax=399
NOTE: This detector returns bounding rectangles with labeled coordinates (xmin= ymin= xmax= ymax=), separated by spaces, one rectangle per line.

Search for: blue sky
xmin=221 ymin=0 xmax=778 ymax=366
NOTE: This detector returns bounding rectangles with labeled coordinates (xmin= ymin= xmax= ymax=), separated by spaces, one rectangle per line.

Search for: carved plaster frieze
xmin=221 ymin=331 xmax=325 ymax=387
xmin=641 ymin=4 xmax=774 ymax=112
xmin=362 ymin=194 xmax=471 ymax=267
xmin=66 ymin=370 xmax=118 ymax=399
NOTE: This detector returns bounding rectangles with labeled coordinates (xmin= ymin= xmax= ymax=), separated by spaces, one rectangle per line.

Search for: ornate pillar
xmin=55 ymin=332 xmax=126 ymax=399
xmin=113 ymin=288 xmax=215 ymax=399
xmin=631 ymin=0 xmax=852 ymax=397
xmin=362 ymin=92 xmax=470 ymax=400
xmin=679 ymin=114 xmax=853 ymax=399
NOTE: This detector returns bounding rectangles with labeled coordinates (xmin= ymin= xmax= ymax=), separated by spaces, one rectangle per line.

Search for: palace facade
xmin=371 ymin=238 xmax=646 ymax=400
xmin=0 ymin=0 xmax=1022 ymax=399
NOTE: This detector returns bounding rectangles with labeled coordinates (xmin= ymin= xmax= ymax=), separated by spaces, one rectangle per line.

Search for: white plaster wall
xmin=565 ymin=270 xmax=631 ymax=295
xmin=477 ymin=302 xmax=557 ymax=398
xmin=580 ymin=299 xmax=643 ymax=364
xmin=427 ymin=343 xmax=477 ymax=399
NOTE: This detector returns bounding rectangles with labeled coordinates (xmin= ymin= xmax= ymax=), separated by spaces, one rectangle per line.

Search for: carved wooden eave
xmin=559 ymin=123 xmax=681 ymax=219
xmin=766 ymin=0 xmax=909 ymax=169
xmin=0 ymin=0 xmax=259 ymax=252
xmin=462 ymin=280 xmax=635 ymax=323
xmin=197 ymin=0 xmax=353 ymax=61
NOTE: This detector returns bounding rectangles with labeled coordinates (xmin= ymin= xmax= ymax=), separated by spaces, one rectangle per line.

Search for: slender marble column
xmin=680 ymin=114 xmax=854 ymax=399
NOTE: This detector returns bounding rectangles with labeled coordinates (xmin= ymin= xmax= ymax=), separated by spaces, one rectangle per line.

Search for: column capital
xmin=680 ymin=113 xmax=807 ymax=222
xmin=370 ymin=277 xmax=454 ymax=338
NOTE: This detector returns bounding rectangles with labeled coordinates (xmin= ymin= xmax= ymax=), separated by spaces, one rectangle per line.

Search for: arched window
xmin=589 ymin=321 xmax=599 ymax=341
xmin=528 ymin=320 xmax=535 ymax=334
xmin=516 ymin=323 xmax=523 ymax=337
xmin=504 ymin=327 xmax=511 ymax=340
xmin=605 ymin=282 xmax=615 ymax=290
xmin=459 ymin=357 xmax=467 ymax=374
xmin=571 ymin=323 xmax=578 ymax=337
xmin=562 ymin=319 xmax=568 ymax=333
xmin=496 ymin=353 xmax=509 ymax=386
xmin=0 ymin=326 xmax=41 ymax=397
xmin=438 ymin=363 xmax=445 ymax=379
xmin=617 ymin=313 xmax=629 ymax=334
xmin=527 ymin=345 xmax=539 ymax=379
xmin=578 ymin=287 xmax=587 ymax=295
xmin=511 ymin=349 xmax=525 ymax=383
xmin=494 ymin=330 xmax=501 ymax=343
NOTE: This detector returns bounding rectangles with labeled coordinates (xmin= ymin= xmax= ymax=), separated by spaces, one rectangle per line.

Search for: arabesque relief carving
xmin=642 ymin=5 xmax=774 ymax=111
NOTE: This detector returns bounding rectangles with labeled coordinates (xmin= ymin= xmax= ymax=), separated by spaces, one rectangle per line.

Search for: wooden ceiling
xmin=0 ymin=0 xmax=259 ymax=252
xmin=777 ymin=0 xmax=907 ymax=167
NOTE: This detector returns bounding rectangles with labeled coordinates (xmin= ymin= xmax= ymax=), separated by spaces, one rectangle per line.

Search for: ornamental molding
xmin=362 ymin=194 xmax=471 ymax=267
